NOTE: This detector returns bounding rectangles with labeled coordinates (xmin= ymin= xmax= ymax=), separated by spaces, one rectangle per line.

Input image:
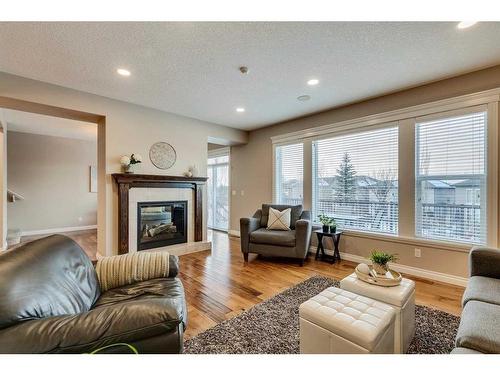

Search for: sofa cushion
xmin=0 ymin=235 xmax=100 ymax=329
xmin=462 ymin=276 xmax=500 ymax=306
xmin=261 ymin=204 xmax=303 ymax=229
xmin=250 ymin=228 xmax=296 ymax=247
xmin=0 ymin=278 xmax=186 ymax=353
xmin=456 ymin=300 xmax=500 ymax=354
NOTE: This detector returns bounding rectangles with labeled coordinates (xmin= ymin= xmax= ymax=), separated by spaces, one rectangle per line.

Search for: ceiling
xmin=0 ymin=22 xmax=499 ymax=131
xmin=2 ymin=109 xmax=97 ymax=141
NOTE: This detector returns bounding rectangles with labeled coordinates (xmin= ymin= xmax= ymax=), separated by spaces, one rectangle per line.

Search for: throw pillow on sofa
xmin=267 ymin=207 xmax=291 ymax=230
xmin=96 ymin=251 xmax=171 ymax=292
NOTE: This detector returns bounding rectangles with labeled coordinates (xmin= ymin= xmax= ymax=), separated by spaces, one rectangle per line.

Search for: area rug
xmin=184 ymin=275 xmax=460 ymax=354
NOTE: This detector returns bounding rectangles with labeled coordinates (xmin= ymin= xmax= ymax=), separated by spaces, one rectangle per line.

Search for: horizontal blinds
xmin=415 ymin=111 xmax=487 ymax=243
xmin=312 ymin=126 xmax=399 ymax=234
xmin=275 ymin=143 xmax=303 ymax=205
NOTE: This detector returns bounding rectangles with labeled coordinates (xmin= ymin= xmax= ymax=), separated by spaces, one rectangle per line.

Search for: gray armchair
xmin=240 ymin=204 xmax=312 ymax=266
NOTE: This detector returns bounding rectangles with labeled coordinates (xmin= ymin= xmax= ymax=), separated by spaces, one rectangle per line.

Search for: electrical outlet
xmin=240 ymin=190 xmax=245 ymax=196
xmin=78 ymin=217 xmax=83 ymax=222
xmin=232 ymin=190 xmax=236 ymax=196
xmin=414 ymin=248 xmax=421 ymax=258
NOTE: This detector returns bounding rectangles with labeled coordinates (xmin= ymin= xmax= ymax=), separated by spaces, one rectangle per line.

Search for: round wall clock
xmin=149 ymin=142 xmax=176 ymax=170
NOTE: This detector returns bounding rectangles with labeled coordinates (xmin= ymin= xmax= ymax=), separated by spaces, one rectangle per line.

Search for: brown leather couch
xmin=0 ymin=235 xmax=187 ymax=354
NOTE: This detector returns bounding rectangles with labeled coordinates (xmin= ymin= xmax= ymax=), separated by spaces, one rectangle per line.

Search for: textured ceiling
xmin=0 ymin=22 xmax=499 ymax=130
xmin=3 ymin=109 xmax=97 ymax=141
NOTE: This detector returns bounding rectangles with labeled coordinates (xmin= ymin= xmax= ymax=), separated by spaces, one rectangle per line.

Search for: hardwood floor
xmin=12 ymin=229 xmax=97 ymax=261
xmin=180 ymin=230 xmax=465 ymax=340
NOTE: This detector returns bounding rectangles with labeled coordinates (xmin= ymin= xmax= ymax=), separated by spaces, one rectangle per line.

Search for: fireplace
xmin=137 ymin=201 xmax=187 ymax=250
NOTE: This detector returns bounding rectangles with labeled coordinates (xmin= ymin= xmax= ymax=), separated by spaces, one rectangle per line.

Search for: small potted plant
xmin=318 ymin=214 xmax=334 ymax=233
xmin=329 ymin=218 xmax=337 ymax=234
xmin=120 ymin=153 xmax=142 ymax=174
xmin=369 ymin=250 xmax=398 ymax=275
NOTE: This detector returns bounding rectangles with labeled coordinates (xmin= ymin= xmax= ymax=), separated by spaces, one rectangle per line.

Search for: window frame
xmin=310 ymin=122 xmax=399 ymax=235
xmin=414 ymin=106 xmax=488 ymax=245
xmin=272 ymin=141 xmax=305 ymax=205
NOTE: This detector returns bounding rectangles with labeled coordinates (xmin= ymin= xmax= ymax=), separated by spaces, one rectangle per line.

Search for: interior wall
xmin=0 ymin=115 xmax=6 ymax=249
xmin=0 ymin=72 xmax=248 ymax=255
xmin=7 ymin=131 xmax=97 ymax=233
xmin=230 ymin=64 xmax=500 ymax=278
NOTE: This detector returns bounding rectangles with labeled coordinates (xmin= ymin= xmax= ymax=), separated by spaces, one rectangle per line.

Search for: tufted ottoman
xmin=340 ymin=273 xmax=415 ymax=353
xmin=299 ymin=287 xmax=395 ymax=354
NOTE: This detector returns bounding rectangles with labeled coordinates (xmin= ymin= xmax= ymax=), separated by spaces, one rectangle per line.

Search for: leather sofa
xmin=240 ymin=204 xmax=312 ymax=265
xmin=452 ymin=246 xmax=500 ymax=354
xmin=0 ymin=234 xmax=187 ymax=354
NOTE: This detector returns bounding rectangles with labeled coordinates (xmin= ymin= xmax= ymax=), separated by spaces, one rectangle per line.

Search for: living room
xmin=1 ymin=1 xmax=500 ymax=374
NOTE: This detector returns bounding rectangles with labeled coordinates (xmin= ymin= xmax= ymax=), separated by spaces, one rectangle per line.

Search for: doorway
xmin=0 ymin=96 xmax=105 ymax=257
xmin=207 ymin=147 xmax=230 ymax=232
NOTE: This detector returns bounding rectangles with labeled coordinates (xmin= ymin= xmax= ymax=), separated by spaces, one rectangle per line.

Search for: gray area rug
xmin=184 ymin=275 xmax=460 ymax=354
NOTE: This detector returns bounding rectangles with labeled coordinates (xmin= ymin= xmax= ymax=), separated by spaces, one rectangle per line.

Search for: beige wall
xmin=0 ymin=72 xmax=248 ymax=255
xmin=7 ymin=131 xmax=97 ymax=232
xmin=231 ymin=65 xmax=500 ymax=278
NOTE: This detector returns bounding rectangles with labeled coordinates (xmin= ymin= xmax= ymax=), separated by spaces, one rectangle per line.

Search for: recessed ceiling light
xmin=457 ymin=21 xmax=477 ymax=29
xmin=236 ymin=107 xmax=245 ymax=113
xmin=297 ymin=95 xmax=311 ymax=101
xmin=307 ymin=78 xmax=319 ymax=86
xmin=117 ymin=68 xmax=131 ymax=76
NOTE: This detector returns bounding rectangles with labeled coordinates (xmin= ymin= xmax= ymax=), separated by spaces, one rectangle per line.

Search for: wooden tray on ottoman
xmin=355 ymin=265 xmax=402 ymax=287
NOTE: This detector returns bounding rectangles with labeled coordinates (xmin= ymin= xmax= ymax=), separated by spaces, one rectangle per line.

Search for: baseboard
xmin=228 ymin=229 xmax=241 ymax=237
xmin=309 ymin=246 xmax=468 ymax=287
xmin=21 ymin=225 xmax=97 ymax=237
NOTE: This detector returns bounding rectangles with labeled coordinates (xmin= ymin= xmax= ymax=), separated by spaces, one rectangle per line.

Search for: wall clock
xmin=149 ymin=142 xmax=176 ymax=170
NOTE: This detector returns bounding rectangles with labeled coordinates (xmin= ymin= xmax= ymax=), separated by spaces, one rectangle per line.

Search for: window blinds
xmin=415 ymin=110 xmax=487 ymax=243
xmin=274 ymin=143 xmax=304 ymax=205
xmin=312 ymin=126 xmax=399 ymax=234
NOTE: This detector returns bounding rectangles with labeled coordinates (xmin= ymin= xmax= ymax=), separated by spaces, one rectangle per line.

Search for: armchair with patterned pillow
xmin=240 ymin=204 xmax=312 ymax=266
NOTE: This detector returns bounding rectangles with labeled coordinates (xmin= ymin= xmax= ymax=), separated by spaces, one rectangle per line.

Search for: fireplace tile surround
xmin=112 ymin=174 xmax=210 ymax=256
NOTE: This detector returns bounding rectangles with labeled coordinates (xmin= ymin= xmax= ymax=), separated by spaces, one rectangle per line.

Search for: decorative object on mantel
xmin=120 ymin=153 xmax=142 ymax=174
xmin=149 ymin=142 xmax=176 ymax=170
xmin=368 ymin=250 xmax=398 ymax=275
xmin=183 ymin=164 xmax=198 ymax=178
xmin=354 ymin=263 xmax=402 ymax=287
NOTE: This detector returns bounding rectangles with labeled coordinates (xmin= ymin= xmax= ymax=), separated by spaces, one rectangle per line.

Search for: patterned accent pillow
xmin=95 ymin=251 xmax=170 ymax=292
xmin=267 ymin=207 xmax=291 ymax=230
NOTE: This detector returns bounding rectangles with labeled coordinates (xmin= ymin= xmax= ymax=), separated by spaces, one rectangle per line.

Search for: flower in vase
xmin=120 ymin=155 xmax=131 ymax=166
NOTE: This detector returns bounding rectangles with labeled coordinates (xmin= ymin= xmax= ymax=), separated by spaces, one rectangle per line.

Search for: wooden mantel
xmin=112 ymin=173 xmax=208 ymax=254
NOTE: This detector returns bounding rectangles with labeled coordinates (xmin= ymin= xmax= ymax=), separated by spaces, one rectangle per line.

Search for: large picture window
xmin=312 ymin=126 xmax=399 ymax=234
xmin=415 ymin=110 xmax=487 ymax=243
xmin=274 ymin=142 xmax=303 ymax=205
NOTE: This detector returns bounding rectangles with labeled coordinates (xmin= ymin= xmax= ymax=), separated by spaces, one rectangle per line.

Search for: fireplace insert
xmin=137 ymin=201 xmax=187 ymax=250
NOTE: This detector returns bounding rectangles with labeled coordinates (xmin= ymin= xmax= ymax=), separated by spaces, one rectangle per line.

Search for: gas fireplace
xmin=137 ymin=201 xmax=187 ymax=250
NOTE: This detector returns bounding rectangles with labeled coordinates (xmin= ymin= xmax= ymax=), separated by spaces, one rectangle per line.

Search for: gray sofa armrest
xmin=469 ymin=246 xmax=500 ymax=278
xmin=240 ymin=210 xmax=262 ymax=253
xmin=295 ymin=218 xmax=312 ymax=258
xmin=300 ymin=210 xmax=311 ymax=221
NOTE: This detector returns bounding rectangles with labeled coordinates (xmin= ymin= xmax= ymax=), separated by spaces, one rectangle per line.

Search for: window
xmin=312 ymin=126 xmax=399 ymax=234
xmin=415 ymin=110 xmax=487 ymax=243
xmin=207 ymin=153 xmax=229 ymax=231
xmin=274 ymin=143 xmax=303 ymax=204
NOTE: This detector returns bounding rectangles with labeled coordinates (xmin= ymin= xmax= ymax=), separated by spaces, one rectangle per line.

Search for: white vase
xmin=124 ymin=164 xmax=136 ymax=174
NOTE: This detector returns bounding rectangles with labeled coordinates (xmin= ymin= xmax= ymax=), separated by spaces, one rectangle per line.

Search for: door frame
xmin=0 ymin=96 xmax=106 ymax=255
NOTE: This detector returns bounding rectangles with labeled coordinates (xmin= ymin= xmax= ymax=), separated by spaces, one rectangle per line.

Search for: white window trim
xmin=271 ymin=87 xmax=500 ymax=250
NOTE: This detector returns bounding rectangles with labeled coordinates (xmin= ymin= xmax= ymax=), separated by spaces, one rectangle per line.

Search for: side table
xmin=314 ymin=230 xmax=343 ymax=264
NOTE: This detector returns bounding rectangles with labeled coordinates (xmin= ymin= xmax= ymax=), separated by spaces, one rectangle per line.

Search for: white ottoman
xmin=340 ymin=273 xmax=415 ymax=353
xmin=299 ymin=287 xmax=395 ymax=354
